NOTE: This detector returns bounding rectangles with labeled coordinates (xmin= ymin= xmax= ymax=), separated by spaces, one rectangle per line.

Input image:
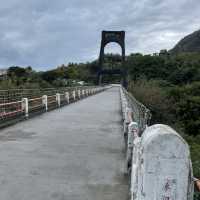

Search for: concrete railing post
xmin=72 ymin=90 xmax=76 ymax=101
xmin=82 ymin=90 xmax=85 ymax=97
xmin=123 ymin=107 xmax=131 ymax=138
xmin=130 ymin=124 xmax=194 ymax=200
xmin=128 ymin=122 xmax=138 ymax=149
xmin=126 ymin=122 xmax=139 ymax=174
xmin=42 ymin=95 xmax=48 ymax=111
xmin=22 ymin=98 xmax=29 ymax=118
xmin=65 ymin=92 xmax=70 ymax=104
xmin=56 ymin=93 xmax=61 ymax=107
xmin=78 ymin=90 xmax=81 ymax=99
xmin=130 ymin=136 xmax=141 ymax=199
xmin=122 ymin=99 xmax=128 ymax=120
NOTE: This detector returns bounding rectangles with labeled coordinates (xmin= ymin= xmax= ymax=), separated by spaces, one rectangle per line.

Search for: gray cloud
xmin=0 ymin=0 xmax=199 ymax=69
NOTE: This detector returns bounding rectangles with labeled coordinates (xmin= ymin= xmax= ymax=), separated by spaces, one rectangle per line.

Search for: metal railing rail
xmin=121 ymin=87 xmax=151 ymax=134
xmin=0 ymin=86 xmax=110 ymax=128
xmin=0 ymin=86 xmax=102 ymax=103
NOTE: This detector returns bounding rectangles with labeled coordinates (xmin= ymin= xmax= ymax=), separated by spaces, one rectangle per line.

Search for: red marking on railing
xmin=0 ymin=109 xmax=23 ymax=118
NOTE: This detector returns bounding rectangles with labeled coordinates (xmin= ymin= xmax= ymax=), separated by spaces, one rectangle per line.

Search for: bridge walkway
xmin=0 ymin=87 xmax=128 ymax=200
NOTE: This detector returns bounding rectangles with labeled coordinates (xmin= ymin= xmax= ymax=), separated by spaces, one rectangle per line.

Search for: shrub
xmin=128 ymin=79 xmax=175 ymax=125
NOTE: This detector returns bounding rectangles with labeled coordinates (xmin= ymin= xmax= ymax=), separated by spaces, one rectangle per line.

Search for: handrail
xmin=121 ymin=87 xmax=151 ymax=134
xmin=0 ymin=100 xmax=22 ymax=107
xmin=28 ymin=97 xmax=43 ymax=102
xmin=0 ymin=109 xmax=23 ymax=117
xmin=0 ymin=86 xmax=110 ymax=128
xmin=47 ymin=95 xmax=57 ymax=98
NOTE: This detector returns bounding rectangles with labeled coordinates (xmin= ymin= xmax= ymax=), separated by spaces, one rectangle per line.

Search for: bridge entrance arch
xmin=98 ymin=31 xmax=127 ymax=88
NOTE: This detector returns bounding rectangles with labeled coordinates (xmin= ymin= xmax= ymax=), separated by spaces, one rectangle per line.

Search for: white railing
xmin=0 ymin=100 xmax=23 ymax=120
xmin=120 ymin=86 xmax=194 ymax=200
xmin=0 ymin=86 xmax=109 ymax=128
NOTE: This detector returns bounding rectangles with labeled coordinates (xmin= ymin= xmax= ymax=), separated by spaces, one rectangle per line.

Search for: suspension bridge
xmin=0 ymin=30 xmax=199 ymax=200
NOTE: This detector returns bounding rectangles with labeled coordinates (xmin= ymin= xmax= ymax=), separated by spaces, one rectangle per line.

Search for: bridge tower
xmin=98 ymin=31 xmax=127 ymax=88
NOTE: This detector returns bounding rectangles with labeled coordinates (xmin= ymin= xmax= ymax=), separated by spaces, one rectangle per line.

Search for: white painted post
xmin=78 ymin=90 xmax=81 ymax=99
xmin=72 ymin=90 xmax=76 ymax=101
xmin=22 ymin=98 xmax=29 ymax=118
xmin=122 ymin=100 xmax=128 ymax=120
xmin=56 ymin=93 xmax=61 ymax=107
xmin=128 ymin=122 xmax=139 ymax=147
xmin=131 ymin=124 xmax=194 ymax=200
xmin=125 ymin=122 xmax=139 ymax=174
xmin=124 ymin=107 xmax=132 ymax=134
xmin=65 ymin=92 xmax=70 ymax=103
xmin=82 ymin=90 xmax=85 ymax=97
xmin=130 ymin=136 xmax=141 ymax=200
xmin=42 ymin=95 xmax=48 ymax=111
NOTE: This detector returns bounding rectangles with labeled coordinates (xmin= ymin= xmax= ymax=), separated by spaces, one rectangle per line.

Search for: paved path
xmin=0 ymin=87 xmax=128 ymax=200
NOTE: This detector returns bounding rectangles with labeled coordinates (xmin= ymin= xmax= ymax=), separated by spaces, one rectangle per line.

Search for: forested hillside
xmin=170 ymin=30 xmax=200 ymax=54
xmin=125 ymin=53 xmax=200 ymax=198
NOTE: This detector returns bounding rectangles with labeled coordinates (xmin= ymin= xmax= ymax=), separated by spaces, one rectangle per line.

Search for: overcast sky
xmin=0 ymin=0 xmax=199 ymax=70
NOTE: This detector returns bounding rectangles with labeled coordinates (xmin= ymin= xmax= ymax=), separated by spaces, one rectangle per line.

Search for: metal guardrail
xmin=0 ymin=86 xmax=98 ymax=103
xmin=121 ymin=87 xmax=151 ymax=134
xmin=0 ymin=86 xmax=109 ymax=128
xmin=120 ymin=86 xmax=196 ymax=200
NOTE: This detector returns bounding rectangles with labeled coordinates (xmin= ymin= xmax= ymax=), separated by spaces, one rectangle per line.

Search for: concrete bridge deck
xmin=0 ymin=87 xmax=128 ymax=200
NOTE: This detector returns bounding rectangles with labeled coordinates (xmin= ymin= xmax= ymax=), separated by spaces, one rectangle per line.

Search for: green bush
xmin=169 ymin=82 xmax=200 ymax=136
xmin=128 ymin=79 xmax=175 ymax=125
xmin=184 ymin=135 xmax=200 ymax=178
xmin=129 ymin=79 xmax=200 ymax=196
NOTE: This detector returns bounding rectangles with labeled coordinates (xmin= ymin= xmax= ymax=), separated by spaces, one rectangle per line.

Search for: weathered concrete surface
xmin=0 ymin=87 xmax=128 ymax=200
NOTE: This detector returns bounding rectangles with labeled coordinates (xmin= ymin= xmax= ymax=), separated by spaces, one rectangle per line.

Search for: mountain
xmin=170 ymin=29 xmax=200 ymax=54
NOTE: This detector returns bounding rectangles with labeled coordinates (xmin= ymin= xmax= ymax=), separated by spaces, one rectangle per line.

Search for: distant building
xmin=77 ymin=81 xmax=85 ymax=85
xmin=159 ymin=49 xmax=170 ymax=57
xmin=0 ymin=69 xmax=8 ymax=80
